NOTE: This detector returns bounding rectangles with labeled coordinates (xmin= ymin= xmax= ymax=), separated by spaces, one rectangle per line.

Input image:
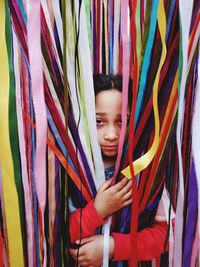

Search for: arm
xmin=70 ymin=186 xmax=174 ymax=265
xmin=112 ymin=220 xmax=169 ymax=261
xmin=113 ymin=185 xmax=174 ymax=261
xmin=69 ymin=220 xmax=169 ymax=266
xmin=70 ymin=200 xmax=105 ymax=243
xmin=70 ymin=177 xmax=132 ymax=243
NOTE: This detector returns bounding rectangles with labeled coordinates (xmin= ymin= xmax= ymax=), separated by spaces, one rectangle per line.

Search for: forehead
xmin=95 ymin=89 xmax=122 ymax=111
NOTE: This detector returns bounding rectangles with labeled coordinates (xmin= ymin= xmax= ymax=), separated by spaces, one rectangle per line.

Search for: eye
xmin=96 ymin=118 xmax=103 ymax=125
xmin=116 ymin=119 xmax=122 ymax=125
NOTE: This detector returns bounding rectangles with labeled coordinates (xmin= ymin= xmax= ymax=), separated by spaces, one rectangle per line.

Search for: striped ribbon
xmin=0 ymin=1 xmax=24 ymax=266
xmin=174 ymin=1 xmax=194 ymax=266
xmin=27 ymin=0 xmax=47 ymax=265
xmin=122 ymin=0 xmax=167 ymax=179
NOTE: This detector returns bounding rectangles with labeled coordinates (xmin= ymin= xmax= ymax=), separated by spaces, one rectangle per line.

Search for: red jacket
xmin=69 ymin=200 xmax=171 ymax=261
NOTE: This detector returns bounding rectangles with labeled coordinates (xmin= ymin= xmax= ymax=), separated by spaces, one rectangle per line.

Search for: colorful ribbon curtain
xmin=0 ymin=0 xmax=199 ymax=267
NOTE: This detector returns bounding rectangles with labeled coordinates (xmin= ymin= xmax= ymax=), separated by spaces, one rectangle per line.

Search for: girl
xmin=69 ymin=74 xmax=171 ymax=266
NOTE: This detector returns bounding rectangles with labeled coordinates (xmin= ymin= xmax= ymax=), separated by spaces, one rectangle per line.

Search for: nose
xmin=104 ymin=125 xmax=119 ymax=140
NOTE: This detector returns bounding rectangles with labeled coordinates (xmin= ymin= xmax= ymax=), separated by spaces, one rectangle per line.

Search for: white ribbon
xmin=174 ymin=1 xmax=194 ymax=266
xmin=13 ymin=29 xmax=34 ymax=267
xmin=102 ymin=217 xmax=112 ymax=267
xmin=74 ymin=0 xmax=105 ymax=190
xmin=52 ymin=0 xmax=63 ymax=51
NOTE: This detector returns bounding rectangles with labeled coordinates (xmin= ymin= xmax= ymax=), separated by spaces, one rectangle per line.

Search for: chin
xmin=102 ymin=151 xmax=118 ymax=157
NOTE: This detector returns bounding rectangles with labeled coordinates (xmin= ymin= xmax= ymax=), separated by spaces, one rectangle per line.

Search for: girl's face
xmin=95 ymin=89 xmax=127 ymax=167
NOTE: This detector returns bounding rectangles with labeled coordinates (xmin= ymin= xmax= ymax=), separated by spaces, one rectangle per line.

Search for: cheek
xmin=116 ymin=126 xmax=121 ymax=135
xmin=97 ymin=127 xmax=108 ymax=145
xmin=96 ymin=128 xmax=105 ymax=143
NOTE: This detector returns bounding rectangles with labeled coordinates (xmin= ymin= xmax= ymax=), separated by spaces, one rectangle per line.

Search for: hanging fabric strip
xmin=47 ymin=129 xmax=56 ymax=267
xmin=132 ymin=31 xmax=179 ymax=168
xmin=22 ymin=106 xmax=92 ymax=203
xmin=0 ymin=2 xmax=24 ymax=266
xmin=48 ymin=137 xmax=92 ymax=202
xmin=102 ymin=216 xmax=112 ymax=267
xmin=41 ymin=0 xmax=62 ymax=73
xmin=9 ymin=0 xmax=28 ymax=57
xmin=95 ymin=0 xmax=101 ymax=73
xmin=21 ymin=50 xmax=39 ymax=265
xmin=173 ymin=1 xmax=194 ymax=266
xmin=52 ymin=0 xmax=63 ymax=51
xmin=68 ymin=109 xmax=96 ymax=196
xmin=122 ymin=0 xmax=167 ymax=179
xmin=113 ymin=0 xmax=130 ymax=180
xmin=13 ymin=29 xmax=35 ymax=267
xmin=140 ymin=71 xmax=178 ymax=211
xmin=140 ymin=1 xmax=153 ymax=68
xmin=76 ymin=0 xmax=105 ymax=191
xmin=17 ymin=0 xmax=27 ymax=25
xmin=113 ymin=0 xmax=120 ymax=74
xmin=6 ymin=2 xmax=27 ymax=254
xmin=191 ymin=43 xmax=200 ymax=266
xmin=84 ymin=0 xmax=91 ymax=55
xmin=44 ymin=92 xmax=93 ymax=199
xmin=64 ymin=2 xmax=97 ymax=195
xmin=27 ymin=0 xmax=47 ymax=265
xmin=0 ymin=165 xmax=9 ymax=267
xmin=188 ymin=13 xmax=200 ymax=72
xmin=136 ymin=0 xmax=141 ymax=67
xmin=165 ymin=0 xmax=176 ymax=42
xmin=103 ymin=0 xmax=109 ymax=74
xmin=190 ymin=224 xmax=200 ymax=267
xmin=92 ymin=0 xmax=96 ymax=72
xmin=43 ymin=59 xmax=65 ymax=127
xmin=182 ymin=158 xmax=198 ymax=267
xmin=128 ymin=0 xmax=139 ymax=265
xmin=135 ymin=0 xmax=159 ymax=126
xmin=108 ymin=0 xmax=113 ymax=73
xmin=99 ymin=0 xmax=103 ymax=73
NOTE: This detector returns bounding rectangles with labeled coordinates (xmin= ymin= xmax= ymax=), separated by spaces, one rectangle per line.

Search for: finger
xmin=69 ymin=247 xmax=84 ymax=258
xmin=69 ymin=248 xmax=77 ymax=258
xmin=113 ymin=177 xmax=128 ymax=191
xmin=78 ymin=259 xmax=96 ymax=267
xmin=119 ymin=180 xmax=132 ymax=196
xmin=76 ymin=236 xmax=94 ymax=246
xmin=123 ymin=198 xmax=132 ymax=207
xmin=122 ymin=190 xmax=132 ymax=201
xmin=100 ymin=179 xmax=112 ymax=192
xmin=78 ymin=260 xmax=90 ymax=266
xmin=77 ymin=255 xmax=89 ymax=266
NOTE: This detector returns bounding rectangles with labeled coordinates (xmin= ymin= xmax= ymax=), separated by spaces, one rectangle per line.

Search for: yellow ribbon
xmin=122 ymin=0 xmax=167 ymax=179
xmin=0 ymin=2 xmax=24 ymax=266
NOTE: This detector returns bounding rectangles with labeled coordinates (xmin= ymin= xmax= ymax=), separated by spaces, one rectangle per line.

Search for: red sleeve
xmin=69 ymin=200 xmax=106 ymax=243
xmin=112 ymin=220 xmax=169 ymax=261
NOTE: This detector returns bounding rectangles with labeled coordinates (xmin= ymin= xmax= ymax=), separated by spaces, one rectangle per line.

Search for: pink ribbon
xmin=28 ymin=1 xmax=47 ymax=265
xmin=112 ymin=0 xmax=130 ymax=181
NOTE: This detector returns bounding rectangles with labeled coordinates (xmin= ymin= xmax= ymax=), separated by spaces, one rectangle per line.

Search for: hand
xmin=69 ymin=235 xmax=114 ymax=267
xmin=94 ymin=177 xmax=132 ymax=219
